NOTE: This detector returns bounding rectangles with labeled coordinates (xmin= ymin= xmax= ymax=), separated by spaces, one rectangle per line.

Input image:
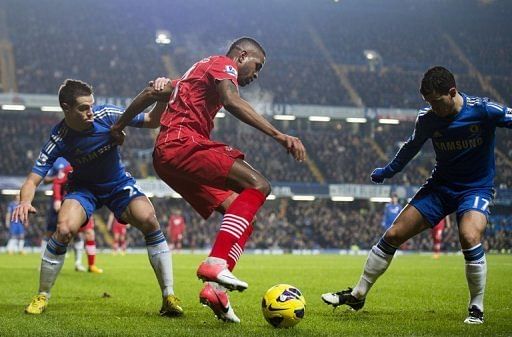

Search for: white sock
xmin=146 ymin=235 xmax=174 ymax=297
xmin=7 ymin=238 xmax=15 ymax=253
xmin=463 ymin=245 xmax=486 ymax=312
xmin=12 ymin=239 xmax=19 ymax=253
xmin=40 ymin=239 xmax=48 ymax=259
xmin=18 ymin=239 xmax=25 ymax=253
xmin=73 ymin=239 xmax=84 ymax=266
xmin=39 ymin=239 xmax=67 ymax=296
xmin=352 ymin=245 xmax=395 ymax=299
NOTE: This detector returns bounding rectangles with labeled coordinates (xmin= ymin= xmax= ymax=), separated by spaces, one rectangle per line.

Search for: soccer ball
xmin=261 ymin=284 xmax=306 ymax=328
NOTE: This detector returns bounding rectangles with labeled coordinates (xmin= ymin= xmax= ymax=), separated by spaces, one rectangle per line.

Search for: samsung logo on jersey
xmin=434 ymin=137 xmax=483 ymax=151
xmin=75 ymin=144 xmax=114 ymax=165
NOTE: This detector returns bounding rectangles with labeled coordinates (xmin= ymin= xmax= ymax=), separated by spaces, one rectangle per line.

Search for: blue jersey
xmin=381 ymin=202 xmax=402 ymax=230
xmin=32 ymin=105 xmax=144 ymax=191
xmin=387 ymin=93 xmax=512 ymax=189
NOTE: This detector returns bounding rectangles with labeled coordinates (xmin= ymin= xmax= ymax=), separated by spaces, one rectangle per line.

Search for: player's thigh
xmin=456 ymin=191 xmax=492 ymax=249
xmin=409 ymin=185 xmax=453 ymax=227
xmin=384 ymin=204 xmax=431 ymax=246
xmin=167 ymin=174 xmax=235 ymax=219
xmin=155 ymin=136 xmax=244 ymax=189
xmin=55 ymin=199 xmax=88 ymax=241
xmin=458 ymin=211 xmax=487 ymax=249
xmin=105 ymin=176 xmax=146 ymax=222
xmin=120 ymin=196 xmax=159 ymax=235
xmin=226 ymin=159 xmax=271 ymax=195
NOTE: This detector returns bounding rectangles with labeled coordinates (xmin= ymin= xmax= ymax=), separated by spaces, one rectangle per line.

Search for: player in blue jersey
xmin=321 ymin=66 xmax=512 ymax=324
xmin=381 ymin=193 xmax=402 ymax=230
xmin=5 ymin=195 xmax=27 ymax=255
xmin=12 ymin=79 xmax=183 ymax=317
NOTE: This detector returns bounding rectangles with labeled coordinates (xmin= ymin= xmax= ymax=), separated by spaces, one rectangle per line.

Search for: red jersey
xmin=52 ymin=165 xmax=73 ymax=202
xmin=157 ymin=55 xmax=239 ymax=146
xmin=168 ymin=215 xmax=185 ymax=236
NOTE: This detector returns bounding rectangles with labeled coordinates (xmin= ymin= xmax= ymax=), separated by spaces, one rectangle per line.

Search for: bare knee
xmin=55 ymin=221 xmax=77 ymax=244
xmin=460 ymin=232 xmax=481 ymax=249
xmin=133 ymin=210 xmax=160 ymax=235
xmin=252 ymin=178 xmax=271 ymax=197
xmin=383 ymin=224 xmax=407 ymax=247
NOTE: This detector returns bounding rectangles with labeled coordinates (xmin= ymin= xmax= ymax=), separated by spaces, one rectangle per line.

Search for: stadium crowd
xmin=1 ymin=112 xmax=510 ymax=189
xmin=2 ymin=196 xmax=510 ymax=253
xmin=1 ymin=0 xmax=511 ymax=107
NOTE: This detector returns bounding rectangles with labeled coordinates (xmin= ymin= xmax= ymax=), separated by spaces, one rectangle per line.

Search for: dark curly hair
xmin=420 ymin=66 xmax=456 ymax=96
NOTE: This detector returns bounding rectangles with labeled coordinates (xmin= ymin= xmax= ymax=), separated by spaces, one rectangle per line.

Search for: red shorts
xmin=431 ymin=227 xmax=443 ymax=243
xmin=79 ymin=217 xmax=95 ymax=232
xmin=154 ymin=134 xmax=244 ymax=219
xmin=113 ymin=220 xmax=126 ymax=235
xmin=170 ymin=232 xmax=183 ymax=242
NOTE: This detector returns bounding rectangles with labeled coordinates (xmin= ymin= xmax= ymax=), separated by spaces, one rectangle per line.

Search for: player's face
xmin=423 ymin=89 xmax=457 ymax=118
xmin=237 ymin=50 xmax=265 ymax=87
xmin=65 ymin=95 xmax=95 ymax=129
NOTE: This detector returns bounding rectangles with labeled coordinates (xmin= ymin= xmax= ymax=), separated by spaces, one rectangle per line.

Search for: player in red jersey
xmin=107 ymin=212 xmax=129 ymax=255
xmin=52 ymin=164 xmax=103 ymax=273
xmin=432 ymin=215 xmax=451 ymax=259
xmin=112 ymin=37 xmax=306 ymax=323
xmin=167 ymin=209 xmax=185 ymax=251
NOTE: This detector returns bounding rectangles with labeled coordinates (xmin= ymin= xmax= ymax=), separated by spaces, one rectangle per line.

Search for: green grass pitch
xmin=0 ymin=253 xmax=511 ymax=337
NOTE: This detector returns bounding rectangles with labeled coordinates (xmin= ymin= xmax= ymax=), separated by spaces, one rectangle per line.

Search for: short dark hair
xmin=58 ymin=79 xmax=93 ymax=108
xmin=420 ymin=66 xmax=456 ymax=96
xmin=227 ymin=37 xmax=266 ymax=57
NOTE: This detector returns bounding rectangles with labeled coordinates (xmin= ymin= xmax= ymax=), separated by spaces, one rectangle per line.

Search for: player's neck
xmin=453 ymin=92 xmax=464 ymax=113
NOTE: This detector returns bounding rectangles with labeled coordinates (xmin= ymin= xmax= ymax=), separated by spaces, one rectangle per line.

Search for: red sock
xmin=227 ymin=223 xmax=253 ymax=271
xmin=85 ymin=240 xmax=96 ymax=266
xmin=210 ymin=189 xmax=265 ymax=262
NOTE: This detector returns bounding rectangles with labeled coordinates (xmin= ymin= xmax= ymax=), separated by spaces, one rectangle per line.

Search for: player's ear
xmin=238 ymin=50 xmax=248 ymax=63
xmin=448 ymin=87 xmax=457 ymax=98
xmin=61 ymin=103 xmax=70 ymax=112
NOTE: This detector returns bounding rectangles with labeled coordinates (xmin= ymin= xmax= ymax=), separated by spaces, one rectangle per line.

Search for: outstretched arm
xmin=371 ymin=118 xmax=429 ymax=183
xmin=12 ymin=173 xmax=43 ymax=224
xmin=217 ymin=79 xmax=306 ymax=162
xmin=112 ymin=79 xmax=173 ymax=133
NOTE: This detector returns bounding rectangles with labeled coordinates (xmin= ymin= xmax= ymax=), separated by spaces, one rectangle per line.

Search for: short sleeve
xmin=208 ymin=57 xmax=239 ymax=88
xmin=32 ymin=127 xmax=63 ymax=177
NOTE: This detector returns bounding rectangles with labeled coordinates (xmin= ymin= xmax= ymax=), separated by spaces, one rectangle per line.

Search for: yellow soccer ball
xmin=261 ymin=284 xmax=306 ymax=328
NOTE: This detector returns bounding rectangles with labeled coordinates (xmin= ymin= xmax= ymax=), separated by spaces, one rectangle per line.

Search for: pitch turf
xmin=0 ymin=253 xmax=511 ymax=337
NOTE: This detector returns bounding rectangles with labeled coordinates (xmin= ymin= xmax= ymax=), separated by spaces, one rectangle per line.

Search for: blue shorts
xmin=410 ymin=182 xmax=493 ymax=227
xmin=64 ymin=175 xmax=146 ymax=223
xmin=9 ymin=222 xmax=25 ymax=236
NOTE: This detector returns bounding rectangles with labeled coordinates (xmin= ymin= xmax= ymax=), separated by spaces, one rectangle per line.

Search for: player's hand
xmin=275 ymin=133 xmax=306 ymax=162
xmin=110 ymin=124 xmax=126 ymax=146
xmin=151 ymin=77 xmax=171 ymax=91
xmin=370 ymin=167 xmax=394 ymax=184
xmin=12 ymin=201 xmax=36 ymax=226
